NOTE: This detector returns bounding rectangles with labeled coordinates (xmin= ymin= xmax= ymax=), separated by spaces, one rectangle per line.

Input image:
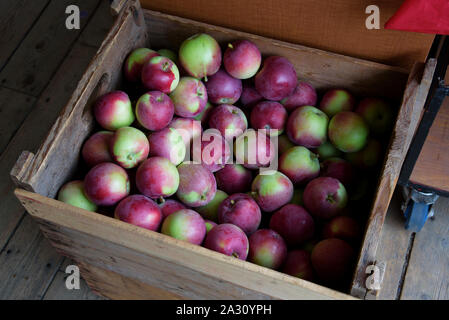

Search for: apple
xmin=218 ymin=193 xmax=261 ymax=235
xmin=123 ymin=48 xmax=159 ymax=83
xmin=115 ymin=195 xmax=162 ymax=231
xmin=248 ymin=229 xmax=287 ymax=270
xmin=319 ymin=89 xmax=355 ymax=117
xmin=269 ymin=204 xmax=315 ymax=246
xmin=281 ymin=81 xmax=318 ymax=112
xmin=328 ymin=111 xmax=369 ymax=153
xmin=239 ymin=83 xmax=263 ymax=111
xmin=345 ymin=138 xmax=382 ymax=169
xmin=141 ymin=56 xmax=180 ymax=94
xmin=148 ymin=127 xmax=186 ymax=166
xmin=94 ymin=91 xmax=135 ymax=131
xmin=196 ymin=189 xmax=228 ymax=222
xmin=282 ymin=250 xmax=314 ymax=281
xmin=177 ymin=162 xmax=217 ymax=207
xmin=194 ymin=131 xmax=231 ymax=172
xmin=303 ymin=177 xmax=348 ymax=219
xmin=136 ymin=157 xmax=179 ymax=199
xmin=170 ymin=77 xmax=208 ymax=118
xmin=57 ymin=180 xmax=97 ymax=211
xmin=223 ymin=40 xmax=261 ymax=79
xmin=322 ymin=216 xmax=361 ymax=242
xmin=193 ymin=101 xmax=213 ymax=124
xmin=314 ymin=140 xmax=342 ymax=160
xmin=179 ymin=33 xmax=221 ymax=79
xmin=135 ymin=91 xmax=174 ymax=131
xmin=286 ymin=106 xmax=329 ymax=148
xmin=169 ymin=117 xmax=202 ymax=148
xmin=84 ymin=163 xmax=130 ymax=206
xmin=251 ymin=171 xmax=294 ymax=212
xmin=255 ymin=56 xmax=297 ymax=101
xmin=157 ymin=48 xmax=178 ymax=63
xmin=161 ymin=209 xmax=206 ymax=245
xmin=320 ymin=157 xmax=355 ymax=187
xmin=356 ymin=98 xmax=394 ymax=136
xmin=205 ymin=68 xmax=242 ymax=104
xmin=159 ymin=199 xmax=186 ymax=218
xmin=250 ymin=101 xmax=287 ymax=136
xmin=311 ymin=238 xmax=355 ymax=283
xmin=279 ymin=146 xmax=320 ymax=185
xmin=81 ymin=131 xmax=113 ymax=167
xmin=234 ymin=129 xmax=275 ymax=169
xmin=278 ymin=134 xmax=295 ymax=155
xmin=110 ymin=126 xmax=149 ymax=169
xmin=203 ymin=223 xmax=249 ymax=260
xmin=291 ymin=188 xmax=304 ymax=206
xmin=204 ymin=220 xmax=217 ymax=233
xmin=215 ymin=164 xmax=252 ymax=194
xmin=208 ymin=104 xmax=248 ymax=141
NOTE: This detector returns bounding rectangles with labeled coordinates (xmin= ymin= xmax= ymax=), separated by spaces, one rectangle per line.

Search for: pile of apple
xmin=57 ymin=33 xmax=394 ymax=289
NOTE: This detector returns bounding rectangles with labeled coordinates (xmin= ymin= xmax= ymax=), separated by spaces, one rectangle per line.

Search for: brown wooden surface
xmin=140 ymin=0 xmax=433 ymax=70
xmin=409 ymin=96 xmax=449 ymax=193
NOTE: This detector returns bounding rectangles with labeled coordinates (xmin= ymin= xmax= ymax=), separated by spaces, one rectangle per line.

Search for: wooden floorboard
xmin=0 ymin=0 xmax=50 ymax=70
xmin=0 ymin=0 xmax=100 ymax=97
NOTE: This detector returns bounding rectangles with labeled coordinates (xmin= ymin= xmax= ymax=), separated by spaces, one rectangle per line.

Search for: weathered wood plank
xmin=43 ymin=259 xmax=105 ymax=300
xmin=0 ymin=87 xmax=36 ymax=156
xmin=0 ymin=0 xmax=50 ymax=69
xmin=375 ymin=191 xmax=413 ymax=300
xmin=0 ymin=0 xmax=100 ymax=96
xmin=0 ymin=44 xmax=98 ymax=252
xmin=400 ymin=197 xmax=449 ymax=300
xmin=79 ymin=0 xmax=114 ymax=48
xmin=0 ymin=214 xmax=64 ymax=299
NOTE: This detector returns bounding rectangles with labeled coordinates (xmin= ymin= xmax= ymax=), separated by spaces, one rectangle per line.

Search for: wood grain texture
xmin=0 ymin=0 xmax=50 ymax=69
xmin=140 ymin=0 xmax=433 ymax=70
xmin=79 ymin=0 xmax=114 ymax=48
xmin=409 ymin=96 xmax=449 ymax=193
xmin=16 ymin=189 xmax=354 ymax=300
xmin=375 ymin=192 xmax=413 ymax=300
xmin=0 ymin=0 xmax=100 ymax=96
xmin=144 ymin=10 xmax=408 ymax=100
xmin=43 ymin=259 xmax=105 ymax=300
xmin=0 ymin=214 xmax=63 ymax=300
xmin=0 ymin=87 xmax=36 ymax=155
xmin=400 ymin=197 xmax=449 ymax=300
xmin=350 ymin=59 xmax=437 ymax=298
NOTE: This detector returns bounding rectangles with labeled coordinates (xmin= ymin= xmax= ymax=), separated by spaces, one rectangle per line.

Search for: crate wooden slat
xmin=10 ymin=0 xmax=436 ymax=299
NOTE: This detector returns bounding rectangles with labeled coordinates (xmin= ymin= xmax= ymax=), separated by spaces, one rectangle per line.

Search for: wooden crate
xmin=11 ymin=0 xmax=436 ymax=299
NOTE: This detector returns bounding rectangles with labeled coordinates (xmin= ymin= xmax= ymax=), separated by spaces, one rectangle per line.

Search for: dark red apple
xmin=161 ymin=209 xmax=206 ymax=245
xmin=215 ymin=164 xmax=252 ymax=194
xmin=322 ymin=216 xmax=361 ymax=242
xmin=135 ymin=91 xmax=174 ymax=131
xmin=203 ymin=223 xmax=249 ymax=260
xmin=81 ymin=131 xmax=113 ymax=167
xmin=136 ymin=157 xmax=179 ymax=199
xmin=123 ymin=48 xmax=159 ymax=83
xmin=208 ymin=104 xmax=248 ymax=141
xmin=320 ymin=157 xmax=355 ymax=187
xmin=223 ymin=40 xmax=261 ymax=79
xmin=218 ymin=193 xmax=261 ymax=235
xmin=248 ymin=229 xmax=287 ymax=270
xmin=281 ymin=81 xmax=318 ymax=112
xmin=115 ymin=195 xmax=162 ymax=231
xmin=282 ymin=250 xmax=314 ymax=281
xmin=205 ymin=68 xmax=242 ymax=105
xmin=141 ymin=56 xmax=180 ymax=93
xmin=250 ymin=101 xmax=287 ymax=135
xmin=159 ymin=199 xmax=186 ymax=218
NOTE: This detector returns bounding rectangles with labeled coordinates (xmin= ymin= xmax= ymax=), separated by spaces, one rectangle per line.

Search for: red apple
xmin=269 ymin=204 xmax=315 ymax=246
xmin=320 ymin=157 xmax=355 ymax=187
xmin=170 ymin=77 xmax=208 ymax=118
xmin=281 ymin=81 xmax=318 ymax=112
xmin=208 ymin=104 xmax=248 ymax=141
xmin=135 ymin=91 xmax=174 ymax=131
xmin=148 ymin=127 xmax=186 ymax=166
xmin=84 ymin=163 xmax=130 ymax=206
xmin=250 ymin=101 xmax=287 ymax=136
xmin=239 ymin=83 xmax=263 ymax=111
xmin=159 ymin=199 xmax=186 ymax=218
xmin=251 ymin=171 xmax=294 ymax=212
xmin=286 ymin=106 xmax=329 ymax=148
xmin=319 ymin=89 xmax=355 ymax=117
xmin=218 ymin=193 xmax=262 ymax=235
xmin=169 ymin=117 xmax=202 ymax=149
xmin=204 ymin=223 xmax=249 ymax=260
xmin=194 ymin=130 xmax=231 ymax=172
xmin=176 ymin=162 xmax=217 ymax=207
xmin=94 ymin=91 xmax=135 ymax=130
xmin=115 ymin=195 xmax=162 ymax=231
xmin=110 ymin=127 xmax=149 ymax=169
xmin=123 ymin=48 xmax=159 ymax=83
xmin=141 ymin=56 xmax=180 ymax=93
xmin=223 ymin=40 xmax=261 ymax=79
xmin=81 ymin=131 xmax=113 ymax=167
xmin=161 ymin=209 xmax=206 ymax=245
xmin=215 ymin=164 xmax=252 ymax=194
xmin=205 ymin=68 xmax=242 ymax=104
xmin=255 ymin=56 xmax=297 ymax=101
xmin=322 ymin=216 xmax=361 ymax=242
xmin=234 ymin=129 xmax=275 ymax=169
xmin=136 ymin=157 xmax=179 ymax=199
xmin=282 ymin=250 xmax=314 ymax=281
xmin=279 ymin=146 xmax=320 ymax=185
xmin=248 ymin=229 xmax=287 ymax=270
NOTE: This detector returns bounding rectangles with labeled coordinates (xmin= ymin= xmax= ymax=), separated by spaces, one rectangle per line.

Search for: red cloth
xmin=385 ymin=0 xmax=449 ymax=35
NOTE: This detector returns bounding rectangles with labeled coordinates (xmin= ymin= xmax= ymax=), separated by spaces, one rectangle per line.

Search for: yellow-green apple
xmin=279 ymin=146 xmax=320 ymax=185
xmin=208 ymin=104 xmax=247 ymax=141
xmin=255 ymin=56 xmax=297 ymax=101
xmin=148 ymin=127 xmax=186 ymax=166
xmin=196 ymin=189 xmax=228 ymax=222
xmin=303 ymin=177 xmax=348 ymax=219
xmin=157 ymin=48 xmax=177 ymax=63
xmin=81 ymin=131 xmax=113 ymax=167
xmin=319 ymin=89 xmax=355 ymax=117
xmin=161 ymin=209 xmax=206 ymax=245
xmin=204 ymin=223 xmax=249 ymax=260
xmin=355 ymin=98 xmax=394 ymax=137
xmin=314 ymin=140 xmax=342 ymax=160
xmin=176 ymin=162 xmax=217 ymax=207
xmin=94 ymin=91 xmax=135 ymax=130
xmin=115 ymin=195 xmax=162 ymax=231
xmin=223 ymin=40 xmax=261 ymax=79
xmin=205 ymin=68 xmax=242 ymax=104
xmin=179 ymin=33 xmax=221 ymax=79
xmin=278 ymin=134 xmax=295 ymax=155
xmin=286 ymin=106 xmax=329 ymax=148
xmin=110 ymin=126 xmax=149 ymax=169
xmin=328 ymin=111 xmax=369 ymax=152
xmin=57 ymin=180 xmax=97 ymax=211
xmin=218 ymin=193 xmax=261 ymax=235
xmin=123 ymin=48 xmax=159 ymax=83
xmin=141 ymin=56 xmax=180 ymax=94
xmin=269 ymin=204 xmax=315 ymax=246
xmin=136 ymin=157 xmax=179 ymax=199
xmin=248 ymin=229 xmax=287 ymax=270
xmin=251 ymin=171 xmax=294 ymax=212
xmin=281 ymin=81 xmax=317 ymax=112
xmin=291 ymin=188 xmax=304 ymax=206
xmin=84 ymin=162 xmax=130 ymax=206
xmin=250 ymin=101 xmax=287 ymax=136
xmin=135 ymin=91 xmax=174 ymax=131
xmin=345 ymin=138 xmax=382 ymax=169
